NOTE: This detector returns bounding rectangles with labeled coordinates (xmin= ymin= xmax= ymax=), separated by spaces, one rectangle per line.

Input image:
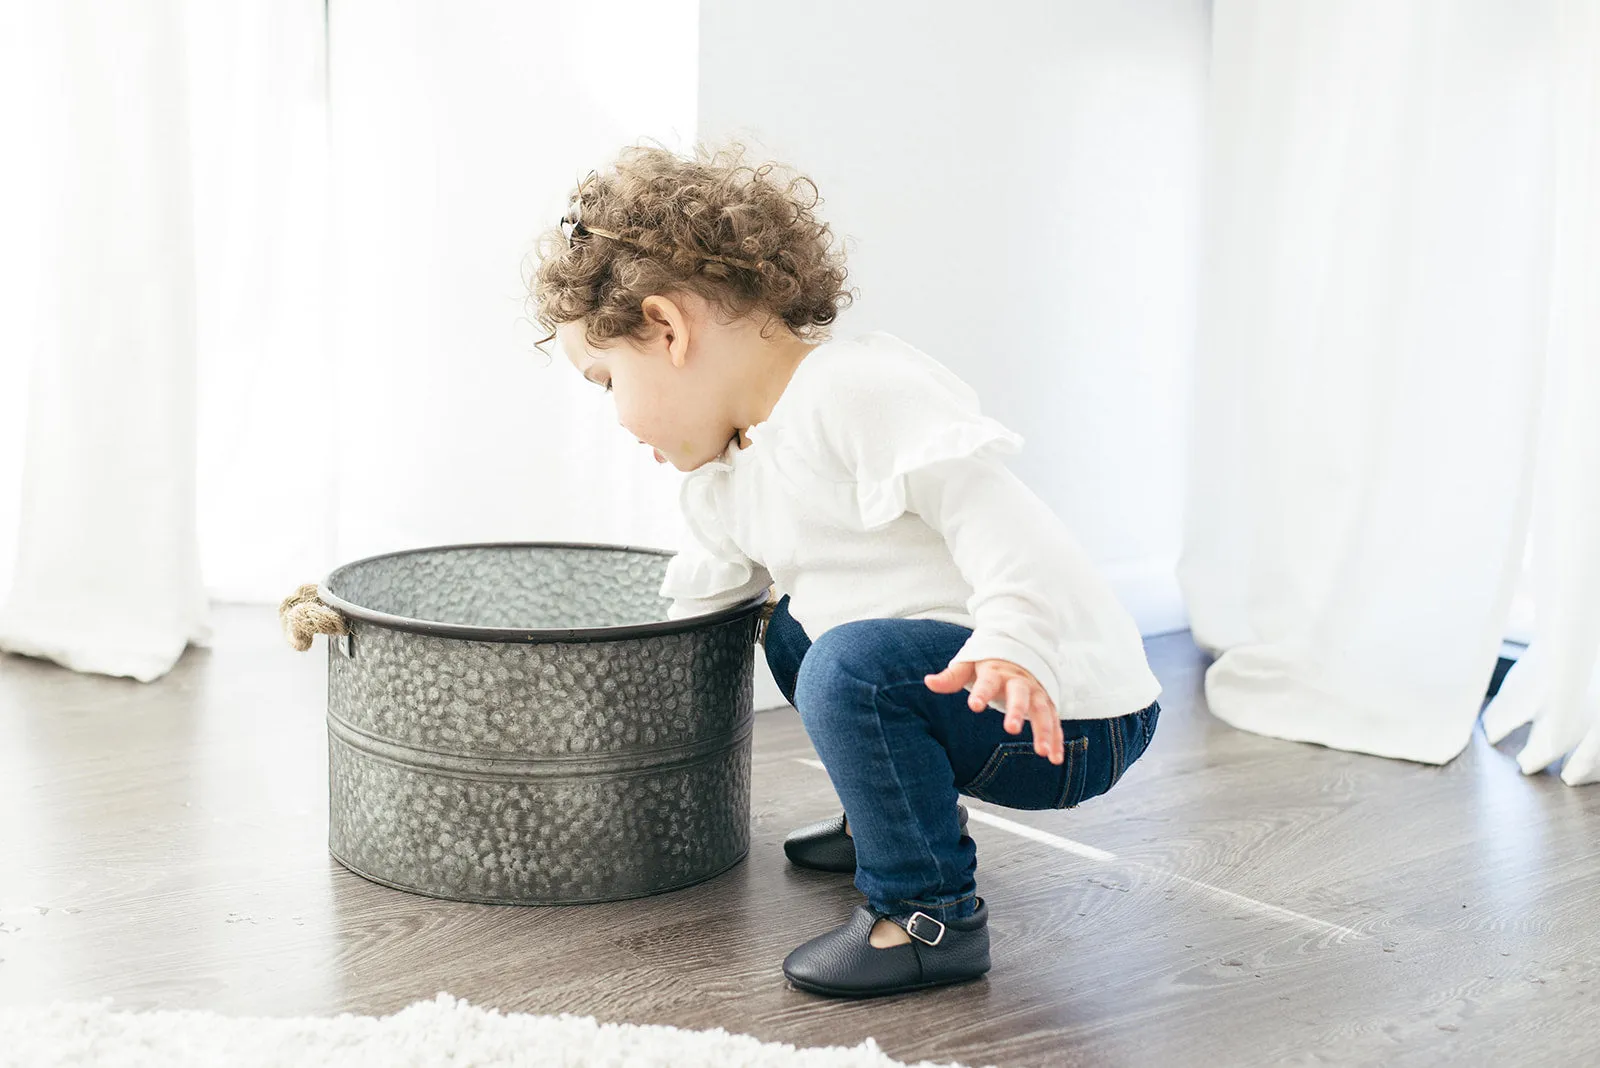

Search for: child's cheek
xmin=612 ymin=396 xmax=641 ymax=436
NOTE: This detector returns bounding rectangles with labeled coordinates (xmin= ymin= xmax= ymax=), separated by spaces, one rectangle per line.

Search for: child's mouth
xmin=654 ymin=448 xmax=667 ymax=464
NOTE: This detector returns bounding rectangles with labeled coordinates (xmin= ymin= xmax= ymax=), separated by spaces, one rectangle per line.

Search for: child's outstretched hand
xmin=925 ymin=660 xmax=1064 ymax=765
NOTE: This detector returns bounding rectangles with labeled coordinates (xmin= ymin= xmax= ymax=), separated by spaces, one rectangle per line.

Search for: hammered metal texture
xmin=328 ymin=545 xmax=673 ymax=629
xmin=322 ymin=545 xmax=759 ymax=905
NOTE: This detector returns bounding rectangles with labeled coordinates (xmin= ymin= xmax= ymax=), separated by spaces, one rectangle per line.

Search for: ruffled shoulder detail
xmin=800 ymin=334 xmax=1024 ymax=531
xmin=854 ymin=415 xmax=1022 ymax=530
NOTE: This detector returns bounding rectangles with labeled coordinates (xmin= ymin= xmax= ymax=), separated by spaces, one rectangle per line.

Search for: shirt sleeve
xmin=657 ymin=475 xmax=773 ymax=621
xmin=902 ymin=455 xmax=1068 ymax=714
xmin=812 ymin=353 xmax=1059 ymax=713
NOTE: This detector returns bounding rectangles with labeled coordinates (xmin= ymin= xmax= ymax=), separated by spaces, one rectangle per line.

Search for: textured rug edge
xmin=0 ymin=992 xmax=991 ymax=1068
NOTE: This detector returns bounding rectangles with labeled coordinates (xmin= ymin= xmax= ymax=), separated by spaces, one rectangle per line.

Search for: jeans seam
xmin=1054 ymin=736 xmax=1089 ymax=808
xmin=863 ymin=678 xmax=960 ymax=898
xmin=1108 ymin=716 xmax=1125 ymax=788
xmin=1142 ymin=703 xmax=1161 ymax=748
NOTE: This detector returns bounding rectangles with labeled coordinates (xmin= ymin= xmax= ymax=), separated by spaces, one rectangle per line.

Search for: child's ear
xmin=640 ymin=295 xmax=690 ymax=368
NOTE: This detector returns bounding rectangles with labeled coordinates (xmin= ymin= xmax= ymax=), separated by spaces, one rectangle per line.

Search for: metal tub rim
xmin=319 ymin=539 xmax=769 ymax=643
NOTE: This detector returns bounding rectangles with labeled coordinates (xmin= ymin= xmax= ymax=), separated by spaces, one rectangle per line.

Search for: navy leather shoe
xmin=782 ymin=897 xmax=991 ymax=998
xmin=783 ymin=804 xmax=970 ymax=873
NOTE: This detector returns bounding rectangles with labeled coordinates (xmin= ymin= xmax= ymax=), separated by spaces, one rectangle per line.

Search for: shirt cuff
xmin=659 ymin=552 xmax=772 ymax=622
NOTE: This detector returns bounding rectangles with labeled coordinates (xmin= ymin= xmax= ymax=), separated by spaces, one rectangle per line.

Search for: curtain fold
xmin=0 ymin=0 xmax=698 ymax=682
xmin=1481 ymin=0 xmax=1600 ymax=783
xmin=1180 ymin=0 xmax=1580 ymax=767
xmin=10 ymin=0 xmax=1594 ymax=743
xmin=0 ymin=0 xmax=212 ymax=682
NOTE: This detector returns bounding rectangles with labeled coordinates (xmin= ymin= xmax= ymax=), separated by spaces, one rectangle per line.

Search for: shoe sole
xmin=785 ymin=969 xmax=989 ymax=998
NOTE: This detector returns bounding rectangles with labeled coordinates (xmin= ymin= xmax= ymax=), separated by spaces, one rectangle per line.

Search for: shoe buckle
xmin=904 ymin=911 xmax=946 ymax=946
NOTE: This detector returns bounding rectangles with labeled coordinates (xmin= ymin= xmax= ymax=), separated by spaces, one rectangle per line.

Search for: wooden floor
xmin=2 ymin=606 xmax=1598 ymax=1067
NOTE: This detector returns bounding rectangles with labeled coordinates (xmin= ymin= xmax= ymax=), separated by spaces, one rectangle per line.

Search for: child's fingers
xmin=967 ymin=665 xmax=1006 ymax=712
xmin=1038 ymin=693 xmax=1062 ymax=763
xmin=1010 ymin=680 xmax=1059 ymax=762
xmin=1040 ymin=711 xmax=1063 ymax=764
xmin=1004 ymin=677 xmax=1031 ymax=733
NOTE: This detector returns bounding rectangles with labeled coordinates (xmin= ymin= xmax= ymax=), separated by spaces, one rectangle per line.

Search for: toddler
xmin=531 ymin=143 xmax=1162 ymax=999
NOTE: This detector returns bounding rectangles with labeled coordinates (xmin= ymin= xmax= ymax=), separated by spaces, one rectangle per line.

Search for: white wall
xmin=315 ymin=2 xmax=806 ymax=711
xmin=321 ymin=0 xmax=699 ymax=582
xmin=1 ymin=0 xmax=1204 ymax=705
xmin=0 ymin=3 xmax=42 ymax=606
xmin=3 ymin=0 xmax=703 ymax=607
xmin=698 ymin=0 xmax=1209 ymax=637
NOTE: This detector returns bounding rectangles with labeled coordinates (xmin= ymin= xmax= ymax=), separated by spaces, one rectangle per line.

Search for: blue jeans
xmin=765 ymin=595 xmax=1160 ymax=925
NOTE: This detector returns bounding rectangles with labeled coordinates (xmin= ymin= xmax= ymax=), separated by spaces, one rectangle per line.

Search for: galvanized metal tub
xmin=316 ymin=542 xmax=766 ymax=905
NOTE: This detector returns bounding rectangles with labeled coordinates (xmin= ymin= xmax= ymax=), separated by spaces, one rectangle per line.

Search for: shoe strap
xmin=904 ymin=911 xmax=946 ymax=946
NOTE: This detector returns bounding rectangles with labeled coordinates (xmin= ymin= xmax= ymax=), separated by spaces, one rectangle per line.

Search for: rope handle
xmin=279 ymin=583 xmax=348 ymax=652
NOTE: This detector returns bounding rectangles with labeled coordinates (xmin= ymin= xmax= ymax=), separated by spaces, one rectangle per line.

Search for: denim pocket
xmin=960 ymin=736 xmax=1090 ymax=811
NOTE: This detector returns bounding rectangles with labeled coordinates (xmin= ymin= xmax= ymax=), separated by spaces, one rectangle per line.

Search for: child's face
xmin=557 ymin=301 xmax=735 ymax=472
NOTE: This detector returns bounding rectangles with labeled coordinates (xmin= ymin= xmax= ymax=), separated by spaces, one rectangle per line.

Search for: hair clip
xmin=561 ymin=171 xmax=611 ymax=249
xmin=559 ymin=170 xmax=758 ymax=270
xmin=559 ymin=213 xmax=589 ymax=248
xmin=560 ymin=205 xmax=623 ymax=250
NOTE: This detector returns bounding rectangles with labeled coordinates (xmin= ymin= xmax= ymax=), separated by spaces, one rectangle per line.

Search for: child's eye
xmin=603 ymin=381 xmax=613 ymax=393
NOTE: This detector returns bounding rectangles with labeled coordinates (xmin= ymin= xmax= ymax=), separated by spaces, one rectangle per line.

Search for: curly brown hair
xmin=527 ymin=141 xmax=855 ymax=353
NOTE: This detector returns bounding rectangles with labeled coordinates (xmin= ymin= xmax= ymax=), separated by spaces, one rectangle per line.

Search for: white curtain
xmin=1481 ymin=0 xmax=1600 ymax=784
xmin=1181 ymin=0 xmax=1600 ymax=775
xmin=0 ymin=0 xmax=213 ymax=682
xmin=0 ymin=1 xmax=697 ymax=682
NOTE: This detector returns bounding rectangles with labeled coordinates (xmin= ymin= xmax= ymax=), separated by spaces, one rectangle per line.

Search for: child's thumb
xmin=924 ymin=663 xmax=973 ymax=692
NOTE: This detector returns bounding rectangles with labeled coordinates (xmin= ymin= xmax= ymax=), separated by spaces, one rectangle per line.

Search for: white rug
xmin=0 ymin=992 xmax=988 ymax=1068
